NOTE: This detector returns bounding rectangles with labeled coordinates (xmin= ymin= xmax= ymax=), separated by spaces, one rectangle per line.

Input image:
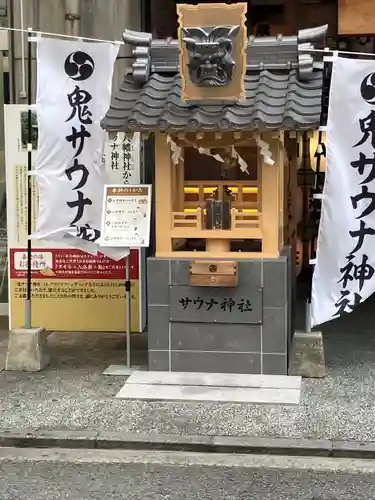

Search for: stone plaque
xmin=169 ymin=285 xmax=263 ymax=324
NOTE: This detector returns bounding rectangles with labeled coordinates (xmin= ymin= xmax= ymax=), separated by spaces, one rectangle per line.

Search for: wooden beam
xmin=155 ymin=133 xmax=172 ymax=254
xmin=259 ymin=134 xmax=282 ymax=255
xmin=279 ymin=135 xmax=286 ymax=250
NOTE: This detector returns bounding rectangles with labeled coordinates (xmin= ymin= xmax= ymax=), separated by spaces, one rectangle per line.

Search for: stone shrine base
xmin=147 ymin=249 xmax=293 ymax=375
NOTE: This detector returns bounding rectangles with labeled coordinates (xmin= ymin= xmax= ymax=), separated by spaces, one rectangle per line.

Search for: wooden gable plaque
xmin=177 ymin=2 xmax=248 ymax=103
xmin=338 ymin=0 xmax=375 ymax=35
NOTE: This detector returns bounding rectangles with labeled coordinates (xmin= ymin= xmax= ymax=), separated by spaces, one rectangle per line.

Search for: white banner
xmin=311 ymin=58 xmax=375 ymax=327
xmin=33 ymin=37 xmax=119 ymax=255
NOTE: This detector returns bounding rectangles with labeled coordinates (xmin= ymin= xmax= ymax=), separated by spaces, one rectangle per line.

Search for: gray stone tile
xmin=171 ymin=351 xmax=261 ymax=374
xmin=263 ymin=258 xmax=287 ymax=308
xmin=147 ymin=258 xmax=170 ymax=305
xmin=148 ymin=350 xmax=170 ymax=371
xmin=148 ymin=306 xmax=170 ymax=350
xmin=171 ymin=260 xmax=190 ymax=286
xmin=171 ymin=323 xmax=261 ymax=352
xmin=262 ymin=307 xmax=287 ymax=355
xmin=238 ymin=260 xmax=262 ymax=289
xmin=262 ymin=354 xmax=287 ymax=375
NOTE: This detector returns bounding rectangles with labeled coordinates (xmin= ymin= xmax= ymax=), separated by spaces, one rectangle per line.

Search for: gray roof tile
xmin=102 ymin=25 xmax=328 ymax=133
xmin=102 ymin=70 xmax=323 ymax=132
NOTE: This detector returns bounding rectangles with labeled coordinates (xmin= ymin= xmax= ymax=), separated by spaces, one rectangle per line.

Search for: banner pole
xmin=310 ymin=131 xmax=323 ymax=263
xmin=125 ymin=255 xmax=132 ymax=368
xmin=25 ymin=27 xmax=33 ymax=329
xmin=306 ymin=131 xmax=324 ymax=332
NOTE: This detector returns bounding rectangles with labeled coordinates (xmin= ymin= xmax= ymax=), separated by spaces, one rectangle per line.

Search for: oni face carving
xmin=182 ymin=26 xmax=240 ymax=87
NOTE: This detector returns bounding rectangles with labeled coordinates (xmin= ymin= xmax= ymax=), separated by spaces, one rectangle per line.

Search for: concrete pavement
xmin=1 ymin=299 xmax=375 ymax=498
xmin=1 ymin=447 xmax=375 ymax=499
xmin=1 ymin=313 xmax=375 ymax=442
xmin=1 ymin=295 xmax=375 ymax=449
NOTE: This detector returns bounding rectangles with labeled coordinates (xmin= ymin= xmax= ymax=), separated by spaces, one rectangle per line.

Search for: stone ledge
xmin=211 ymin=436 xmax=332 ymax=457
xmin=332 ymin=440 xmax=375 ymax=459
xmin=95 ymin=431 xmax=213 ymax=452
xmin=3 ymin=429 xmax=372 ymax=458
xmin=5 ymin=327 xmax=50 ymax=372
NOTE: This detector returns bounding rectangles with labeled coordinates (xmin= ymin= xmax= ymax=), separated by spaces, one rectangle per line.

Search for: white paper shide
xmin=33 ymin=38 xmax=119 ymax=252
xmin=101 ymin=185 xmax=152 ymax=248
xmin=311 ymin=58 xmax=375 ymax=327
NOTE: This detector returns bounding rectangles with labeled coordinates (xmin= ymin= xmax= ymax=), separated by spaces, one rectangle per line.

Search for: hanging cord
xmin=310 ymin=131 xmax=324 ymax=263
xmin=3 ymin=25 xmax=375 ymax=57
xmin=300 ymin=47 xmax=375 ymax=58
xmin=0 ymin=25 xmax=123 ymax=45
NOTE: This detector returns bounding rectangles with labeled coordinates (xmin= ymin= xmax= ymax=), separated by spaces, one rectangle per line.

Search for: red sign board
xmin=9 ymin=248 xmax=139 ymax=280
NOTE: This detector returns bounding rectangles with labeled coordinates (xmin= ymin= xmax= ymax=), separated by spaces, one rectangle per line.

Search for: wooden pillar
xmin=177 ymin=160 xmax=185 ymax=212
xmin=155 ymin=133 xmax=172 ymax=255
xmin=287 ymin=133 xmax=300 ymax=275
xmin=259 ymin=134 xmax=282 ymax=256
xmin=286 ymin=134 xmax=299 ymax=245
xmin=279 ymin=132 xmax=285 ymax=250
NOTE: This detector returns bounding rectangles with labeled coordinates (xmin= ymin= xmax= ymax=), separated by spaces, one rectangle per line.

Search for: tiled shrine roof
xmin=102 ymin=25 xmax=328 ymax=133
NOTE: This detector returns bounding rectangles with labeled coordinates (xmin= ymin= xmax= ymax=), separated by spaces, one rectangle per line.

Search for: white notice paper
xmin=100 ymin=185 xmax=152 ymax=248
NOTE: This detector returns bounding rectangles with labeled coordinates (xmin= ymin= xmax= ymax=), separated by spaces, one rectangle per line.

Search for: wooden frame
xmin=154 ymin=131 xmax=286 ymax=259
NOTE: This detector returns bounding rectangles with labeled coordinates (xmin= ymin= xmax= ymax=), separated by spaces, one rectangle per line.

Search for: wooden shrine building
xmin=102 ymin=2 xmax=327 ymax=376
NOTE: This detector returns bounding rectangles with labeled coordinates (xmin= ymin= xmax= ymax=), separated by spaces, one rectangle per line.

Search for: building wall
xmin=149 ymin=0 xmax=338 ymax=39
xmin=8 ymin=0 xmax=142 ymax=103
